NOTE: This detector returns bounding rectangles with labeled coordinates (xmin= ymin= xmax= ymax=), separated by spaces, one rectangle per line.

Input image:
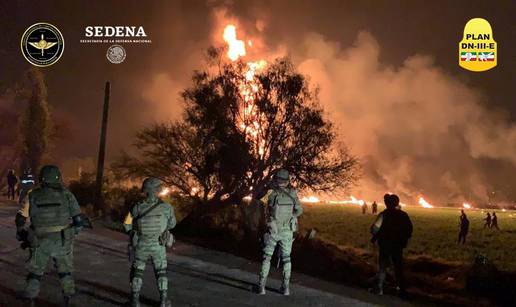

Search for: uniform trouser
xmin=378 ymin=243 xmax=404 ymax=291
xmin=130 ymin=242 xmax=168 ymax=293
xmin=458 ymin=230 xmax=468 ymax=244
xmin=259 ymin=230 xmax=294 ymax=284
xmin=25 ymin=234 xmax=75 ymax=298
xmin=7 ymin=185 xmax=15 ymax=200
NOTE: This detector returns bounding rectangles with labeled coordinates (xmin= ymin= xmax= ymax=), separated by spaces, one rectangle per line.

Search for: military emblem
xmin=106 ymin=44 xmax=126 ymax=64
xmin=21 ymin=23 xmax=64 ymax=67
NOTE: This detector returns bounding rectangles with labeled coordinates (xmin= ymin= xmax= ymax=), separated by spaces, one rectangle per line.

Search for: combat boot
xmin=130 ymin=291 xmax=140 ymax=307
xmin=280 ymin=279 xmax=290 ymax=296
xmin=159 ymin=290 xmax=171 ymax=307
xmin=257 ymin=277 xmax=266 ymax=295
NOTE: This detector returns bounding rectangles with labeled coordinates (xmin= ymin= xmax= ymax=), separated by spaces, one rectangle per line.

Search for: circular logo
xmin=106 ymin=44 xmax=126 ymax=64
xmin=21 ymin=23 xmax=64 ymax=67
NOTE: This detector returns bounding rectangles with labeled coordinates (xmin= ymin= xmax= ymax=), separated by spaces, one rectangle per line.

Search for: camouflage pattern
xmin=258 ymin=181 xmax=303 ymax=295
xmin=17 ymin=172 xmax=81 ymax=300
xmin=124 ymin=179 xmax=176 ymax=307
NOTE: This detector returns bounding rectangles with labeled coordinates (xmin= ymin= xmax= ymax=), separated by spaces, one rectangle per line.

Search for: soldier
xmin=458 ymin=209 xmax=469 ymax=244
xmin=123 ymin=177 xmax=176 ymax=307
xmin=19 ymin=167 xmax=36 ymax=204
xmin=257 ymin=169 xmax=303 ymax=296
xmin=483 ymin=212 xmax=491 ymax=229
xmin=370 ymin=194 xmax=413 ymax=296
xmin=372 ymin=201 xmax=378 ymax=214
xmin=14 ymin=165 xmax=83 ymax=306
xmin=6 ymin=169 xmax=18 ymax=200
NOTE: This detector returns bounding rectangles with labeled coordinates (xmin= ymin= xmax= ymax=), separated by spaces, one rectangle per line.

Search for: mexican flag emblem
xmin=478 ymin=52 xmax=495 ymax=61
xmin=460 ymin=52 xmax=476 ymax=61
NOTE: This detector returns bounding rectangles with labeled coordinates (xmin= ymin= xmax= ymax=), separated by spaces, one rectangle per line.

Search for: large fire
xmin=418 ymin=197 xmax=433 ymax=208
xmin=222 ymin=24 xmax=267 ymax=156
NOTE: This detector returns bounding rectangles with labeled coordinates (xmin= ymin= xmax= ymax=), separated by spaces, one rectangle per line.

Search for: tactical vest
xmin=135 ymin=200 xmax=169 ymax=239
xmin=269 ymin=188 xmax=296 ymax=230
xmin=29 ymin=187 xmax=71 ymax=233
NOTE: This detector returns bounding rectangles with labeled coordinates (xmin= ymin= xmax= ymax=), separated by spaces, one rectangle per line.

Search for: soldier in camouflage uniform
xmin=123 ymin=177 xmax=176 ymax=307
xmin=15 ymin=165 xmax=83 ymax=306
xmin=257 ymin=169 xmax=303 ymax=296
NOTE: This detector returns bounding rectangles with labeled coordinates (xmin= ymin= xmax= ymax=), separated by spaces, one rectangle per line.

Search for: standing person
xmin=491 ymin=212 xmax=500 ymax=230
xmin=257 ymin=169 xmax=303 ymax=296
xmin=6 ymin=169 xmax=18 ymax=200
xmin=370 ymin=194 xmax=413 ymax=296
xmin=14 ymin=165 xmax=83 ymax=306
xmin=372 ymin=201 xmax=378 ymax=214
xmin=458 ymin=210 xmax=469 ymax=244
xmin=19 ymin=167 xmax=36 ymax=204
xmin=483 ymin=212 xmax=492 ymax=229
xmin=362 ymin=201 xmax=368 ymax=214
xmin=123 ymin=177 xmax=176 ymax=307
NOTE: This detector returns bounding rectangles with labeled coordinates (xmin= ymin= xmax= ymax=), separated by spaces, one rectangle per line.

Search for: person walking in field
xmin=370 ymin=194 xmax=413 ymax=296
xmin=458 ymin=210 xmax=469 ymax=244
xmin=372 ymin=201 xmax=378 ymax=214
xmin=6 ymin=169 xmax=18 ymax=200
xmin=491 ymin=212 xmax=500 ymax=230
xmin=483 ymin=212 xmax=491 ymax=229
xmin=362 ymin=202 xmax=368 ymax=214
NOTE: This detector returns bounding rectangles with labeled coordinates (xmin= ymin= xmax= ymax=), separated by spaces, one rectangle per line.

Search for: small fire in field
xmin=301 ymin=196 xmax=320 ymax=203
xmin=418 ymin=197 xmax=434 ymax=208
xmin=462 ymin=203 xmax=472 ymax=209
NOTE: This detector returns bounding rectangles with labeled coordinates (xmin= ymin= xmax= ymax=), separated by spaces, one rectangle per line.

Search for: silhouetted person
xmin=6 ymin=169 xmax=17 ymax=200
xmin=372 ymin=201 xmax=378 ymax=214
xmin=370 ymin=194 xmax=413 ymax=296
xmin=458 ymin=210 xmax=469 ymax=244
xmin=362 ymin=202 xmax=368 ymax=214
xmin=491 ymin=212 xmax=499 ymax=230
xmin=483 ymin=212 xmax=491 ymax=229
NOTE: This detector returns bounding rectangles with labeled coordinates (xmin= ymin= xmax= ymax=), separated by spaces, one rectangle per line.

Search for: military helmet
xmin=274 ymin=169 xmax=290 ymax=181
xmin=39 ymin=165 xmax=62 ymax=186
xmin=141 ymin=177 xmax=162 ymax=193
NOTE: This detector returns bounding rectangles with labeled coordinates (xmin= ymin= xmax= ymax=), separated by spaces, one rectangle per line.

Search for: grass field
xmin=300 ymin=204 xmax=516 ymax=271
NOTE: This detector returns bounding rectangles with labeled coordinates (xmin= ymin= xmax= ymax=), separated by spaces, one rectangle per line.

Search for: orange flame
xmin=159 ymin=187 xmax=170 ymax=197
xmin=301 ymin=196 xmax=320 ymax=203
xmin=418 ymin=197 xmax=433 ymax=208
xmin=222 ymin=25 xmax=246 ymax=61
xmin=463 ymin=203 xmax=472 ymax=209
xmin=222 ymin=24 xmax=267 ymax=158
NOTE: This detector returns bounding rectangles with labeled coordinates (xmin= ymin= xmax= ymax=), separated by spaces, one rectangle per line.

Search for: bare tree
xmin=115 ymin=52 xmax=358 ymax=205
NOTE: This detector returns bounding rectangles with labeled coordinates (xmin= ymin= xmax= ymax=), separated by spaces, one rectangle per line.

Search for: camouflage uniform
xmin=124 ymin=178 xmax=176 ymax=307
xmin=15 ymin=165 xmax=82 ymax=306
xmin=258 ymin=169 xmax=303 ymax=295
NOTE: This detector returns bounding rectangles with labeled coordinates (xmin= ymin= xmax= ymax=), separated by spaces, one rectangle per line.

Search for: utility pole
xmin=95 ymin=81 xmax=110 ymax=210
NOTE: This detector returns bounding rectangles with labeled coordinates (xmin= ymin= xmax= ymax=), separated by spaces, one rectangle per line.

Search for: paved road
xmin=0 ymin=198 xmax=412 ymax=306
